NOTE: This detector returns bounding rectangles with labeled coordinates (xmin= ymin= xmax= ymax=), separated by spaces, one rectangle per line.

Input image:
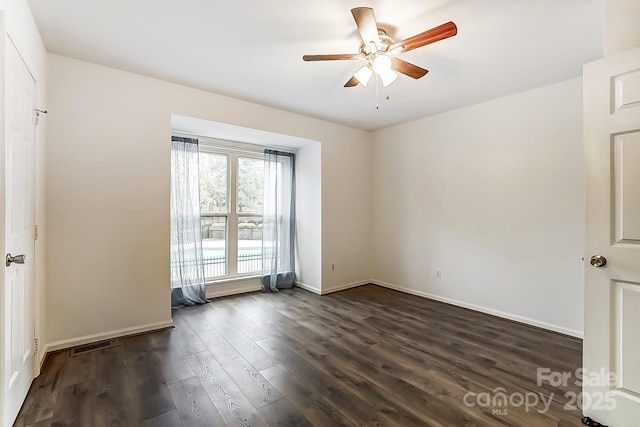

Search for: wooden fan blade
xmin=391 ymin=57 xmax=429 ymax=79
xmin=303 ymin=54 xmax=361 ymax=61
xmin=344 ymin=76 xmax=359 ymax=87
xmin=388 ymin=21 xmax=457 ymax=54
xmin=351 ymin=7 xmax=380 ymax=51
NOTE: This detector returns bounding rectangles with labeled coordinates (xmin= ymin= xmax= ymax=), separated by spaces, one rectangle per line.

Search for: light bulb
xmin=379 ymin=69 xmax=398 ymax=87
xmin=353 ymin=65 xmax=372 ymax=86
xmin=372 ymin=54 xmax=392 ymax=75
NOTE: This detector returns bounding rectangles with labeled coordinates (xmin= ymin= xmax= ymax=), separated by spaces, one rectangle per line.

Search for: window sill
xmin=206 ymin=274 xmax=261 ymax=286
xmin=205 ymin=275 xmax=262 ymax=299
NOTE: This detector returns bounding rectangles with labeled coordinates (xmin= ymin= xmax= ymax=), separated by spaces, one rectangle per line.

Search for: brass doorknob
xmin=590 ymin=255 xmax=607 ymax=268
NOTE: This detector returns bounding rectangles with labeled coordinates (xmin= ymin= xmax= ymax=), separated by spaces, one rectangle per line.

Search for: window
xmin=199 ymin=144 xmax=264 ymax=280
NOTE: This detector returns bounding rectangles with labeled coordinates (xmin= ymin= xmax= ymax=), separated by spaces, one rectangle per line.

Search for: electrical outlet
xmin=436 ymin=269 xmax=442 ymax=279
xmin=331 ymin=264 xmax=335 ymax=271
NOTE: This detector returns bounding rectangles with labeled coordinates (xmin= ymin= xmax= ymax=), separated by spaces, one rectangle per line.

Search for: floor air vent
xmin=69 ymin=338 xmax=121 ymax=357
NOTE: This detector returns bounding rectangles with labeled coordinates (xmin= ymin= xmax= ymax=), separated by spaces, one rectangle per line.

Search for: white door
xmin=584 ymin=46 xmax=640 ymax=427
xmin=2 ymin=37 xmax=36 ymax=427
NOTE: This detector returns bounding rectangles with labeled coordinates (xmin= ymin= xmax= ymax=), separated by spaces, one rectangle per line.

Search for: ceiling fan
xmin=303 ymin=7 xmax=457 ymax=88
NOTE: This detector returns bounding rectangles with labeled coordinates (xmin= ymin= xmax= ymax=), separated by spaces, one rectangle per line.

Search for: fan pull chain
xmin=373 ymin=76 xmax=392 ymax=109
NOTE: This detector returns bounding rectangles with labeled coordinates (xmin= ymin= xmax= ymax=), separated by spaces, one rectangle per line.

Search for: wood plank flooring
xmin=14 ymin=285 xmax=584 ymax=426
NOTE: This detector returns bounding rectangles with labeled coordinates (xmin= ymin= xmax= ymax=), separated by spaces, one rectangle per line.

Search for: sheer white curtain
xmin=261 ymin=150 xmax=296 ymax=292
xmin=170 ymin=136 xmax=208 ymax=308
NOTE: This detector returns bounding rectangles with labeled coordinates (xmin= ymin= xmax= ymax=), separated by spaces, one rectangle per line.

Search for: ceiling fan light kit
xmin=372 ymin=54 xmax=392 ymax=74
xmin=303 ymin=6 xmax=458 ymax=102
xmin=379 ymin=69 xmax=398 ymax=87
xmin=354 ymin=65 xmax=373 ymax=86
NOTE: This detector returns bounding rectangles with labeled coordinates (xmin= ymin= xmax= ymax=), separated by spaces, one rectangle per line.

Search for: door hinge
xmin=34 ymin=338 xmax=39 ymax=353
xmin=35 ymin=108 xmax=47 ymax=126
xmin=34 ymin=224 xmax=39 ymax=240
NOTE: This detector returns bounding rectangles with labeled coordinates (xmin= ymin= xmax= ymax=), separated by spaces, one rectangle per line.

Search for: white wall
xmin=295 ymin=142 xmax=322 ymax=291
xmin=605 ymin=0 xmax=640 ymax=56
xmin=0 ymin=0 xmax=47 ymax=369
xmin=45 ymin=54 xmax=371 ymax=347
xmin=371 ymin=77 xmax=585 ymax=337
xmin=321 ymin=128 xmax=372 ymax=293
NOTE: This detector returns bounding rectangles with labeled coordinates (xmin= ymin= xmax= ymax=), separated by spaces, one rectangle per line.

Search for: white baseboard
xmin=294 ymin=281 xmax=321 ymax=294
xmin=36 ymin=350 xmax=47 ymax=374
xmin=321 ymin=280 xmax=370 ymax=295
xmin=206 ymin=278 xmax=261 ymax=299
xmin=371 ymin=280 xmax=583 ymax=339
xmin=43 ymin=319 xmax=175 ymax=354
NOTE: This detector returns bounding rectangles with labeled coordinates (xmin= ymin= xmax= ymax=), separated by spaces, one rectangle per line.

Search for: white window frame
xmin=198 ymin=140 xmax=265 ymax=282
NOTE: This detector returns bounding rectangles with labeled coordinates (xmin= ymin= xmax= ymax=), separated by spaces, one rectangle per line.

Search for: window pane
xmin=237 ymin=157 xmax=264 ymax=213
xmin=199 ymin=152 xmax=228 ymax=213
xmin=238 ymin=216 xmax=262 ymax=274
xmin=201 ymin=217 xmax=226 ymax=278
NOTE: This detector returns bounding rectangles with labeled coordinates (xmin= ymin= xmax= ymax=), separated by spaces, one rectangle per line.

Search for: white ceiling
xmin=27 ymin=0 xmax=604 ymax=131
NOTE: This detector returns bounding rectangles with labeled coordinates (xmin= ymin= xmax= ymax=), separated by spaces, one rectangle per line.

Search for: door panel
xmin=613 ymin=281 xmax=640 ymax=395
xmin=2 ymin=37 xmax=36 ymax=427
xmin=584 ymin=47 xmax=640 ymax=427
xmin=613 ymin=69 xmax=640 ymax=112
xmin=613 ymin=133 xmax=640 ymax=243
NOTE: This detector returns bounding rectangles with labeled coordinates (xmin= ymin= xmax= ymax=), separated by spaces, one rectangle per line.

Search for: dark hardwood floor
xmin=14 ymin=285 xmax=584 ymax=426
